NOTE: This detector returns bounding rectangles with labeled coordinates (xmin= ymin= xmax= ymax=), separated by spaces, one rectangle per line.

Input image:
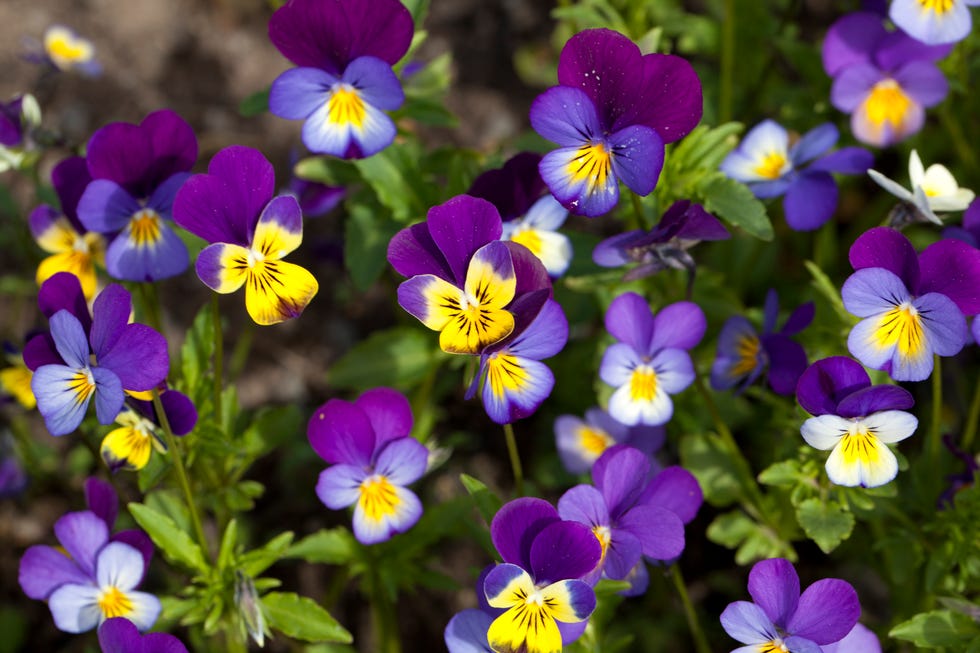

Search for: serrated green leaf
xmin=890 ymin=610 xmax=980 ymax=647
xmin=757 ymin=460 xmax=803 ymax=488
xmin=707 ymin=510 xmax=796 ymax=564
xmin=328 ymin=327 xmax=441 ymax=391
xmin=262 ymin=592 xmax=352 ymax=643
xmin=695 ymin=173 xmax=773 ymax=241
xmin=460 ymin=473 xmax=503 ymax=525
xmin=286 ymin=528 xmax=357 ymax=565
xmin=795 ymin=498 xmax=854 ymax=554
xmin=128 ymin=503 xmax=208 ymax=573
xmin=344 ymin=204 xmax=402 ymax=290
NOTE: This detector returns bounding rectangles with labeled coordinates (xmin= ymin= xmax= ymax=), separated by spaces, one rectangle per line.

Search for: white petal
xmin=95 ymin=541 xmax=145 ymax=591
xmin=48 ymin=583 xmax=101 ymax=633
xmin=867 ymin=169 xmax=913 ymax=202
xmin=908 ymin=150 xmax=925 ymax=186
xmin=124 ymin=591 xmax=163 ymax=631
xmin=607 ymin=382 xmax=673 ymax=427
xmin=863 ymin=410 xmax=918 ymax=444
xmin=801 ymin=415 xmax=850 ymax=450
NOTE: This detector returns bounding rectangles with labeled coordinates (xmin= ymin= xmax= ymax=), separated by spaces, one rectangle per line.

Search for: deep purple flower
xmin=822 ymin=12 xmax=951 ymax=147
xmin=720 ymin=121 xmax=872 ymax=230
xmin=268 ymin=0 xmax=413 ymax=159
xmin=822 ymin=623 xmax=882 ymax=653
xmin=558 ymin=446 xmax=685 ymax=584
xmin=711 ymin=289 xmax=813 ymax=395
xmin=469 ymin=152 xmax=572 ymax=277
xmin=943 ymin=200 xmax=980 ymax=343
xmin=797 ymin=357 xmax=917 ymax=487
xmin=720 ymin=558 xmax=861 ymax=653
xmin=530 ymin=28 xmax=702 ymax=217
xmin=387 ymin=194 xmax=552 ymax=355
xmin=842 ymin=227 xmax=980 ymax=381
xmin=76 ymin=110 xmax=197 ymax=282
xmin=483 ymin=498 xmax=601 ymax=653
xmin=599 ymin=293 xmax=705 ymax=426
xmin=0 ymin=95 xmax=27 ymax=147
xmin=308 ymin=388 xmax=427 ymax=544
xmin=554 ymin=407 xmax=666 ymax=475
xmin=173 ymin=146 xmax=319 ymax=325
xmin=25 ymin=274 xmax=170 ymax=436
xmin=99 ymin=617 xmax=188 ymax=653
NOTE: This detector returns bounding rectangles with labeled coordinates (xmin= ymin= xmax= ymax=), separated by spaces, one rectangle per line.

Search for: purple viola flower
xmin=822 ymin=623 xmax=882 ymax=653
xmin=797 ymin=357 xmax=918 ymax=487
xmin=484 ymin=497 xmax=601 ymax=653
xmin=842 ymin=226 xmax=980 ymax=381
xmin=25 ymin=275 xmax=170 ymax=436
xmin=387 ymin=194 xmax=552 ymax=355
xmin=173 ymin=146 xmax=319 ymax=325
xmin=469 ymin=152 xmax=573 ymax=278
xmin=308 ymin=387 xmax=427 ymax=544
xmin=530 ymin=28 xmax=702 ymax=217
xmin=76 ymin=110 xmax=197 ymax=282
xmin=944 ymin=200 xmax=980 ymax=343
xmin=721 ymin=558 xmax=861 ymax=653
xmin=20 ymin=479 xmax=158 ymax=634
xmin=445 ymin=608 xmax=494 ymax=653
xmin=554 ymin=407 xmax=666 ymax=475
xmin=0 ymin=95 xmax=29 ymax=147
xmin=711 ymin=289 xmax=814 ymax=396
xmin=99 ymin=617 xmax=188 ymax=653
xmin=284 ymin=151 xmax=345 ymax=218
xmin=593 ymin=199 xmax=729 ymax=287
xmin=268 ymin=0 xmax=413 ymax=159
xmin=890 ymin=0 xmax=980 ymax=45
xmin=599 ymin=292 xmax=705 ymax=426
xmin=822 ymin=12 xmax=951 ymax=147
xmin=720 ymin=121 xmax=873 ymax=230
xmin=558 ymin=445 xmax=685 ymax=585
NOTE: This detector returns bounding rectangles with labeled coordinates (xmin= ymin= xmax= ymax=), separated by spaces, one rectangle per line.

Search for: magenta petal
xmin=557 ymin=29 xmax=641 ymax=130
xmin=307 ymin=399 xmax=375 ymax=467
xmin=836 ymin=385 xmax=914 ymax=418
xmin=917 ymin=239 xmax=980 ymax=315
xmin=490 ymin=497 xmax=560 ymax=569
xmin=38 ymin=272 xmax=91 ymax=331
xmin=89 ymin=284 xmax=133 ymax=357
xmin=848 ymin=227 xmax=920 ymax=288
xmin=796 ymin=356 xmax=871 ymax=416
xmin=387 ymin=222 xmax=455 ymax=281
xmin=626 ymin=53 xmax=703 ymax=141
xmin=821 ymin=12 xmax=885 ymax=76
xmin=97 ymin=324 xmax=169 ymax=392
xmin=51 ymin=156 xmax=93 ymax=228
xmin=19 ymin=545 xmax=91 ymax=600
xmin=426 ymin=196 xmax=503 ymax=286
xmin=84 ymin=478 xmax=118 ymax=529
xmin=786 ymin=579 xmax=860 ymax=645
xmin=354 ymin=387 xmax=413 ymax=447
xmin=605 ymin=292 xmax=654 ymax=353
xmin=748 ymin=558 xmax=800 ymax=628
xmin=784 ymin=171 xmax=838 ymax=231
xmin=529 ymin=521 xmax=602 ymax=584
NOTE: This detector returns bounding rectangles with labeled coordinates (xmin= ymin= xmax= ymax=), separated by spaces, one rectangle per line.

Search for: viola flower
xmin=31 ymin=25 xmax=101 ymax=76
xmin=308 ymin=387 xmax=427 ymax=544
xmin=284 ymin=151 xmax=345 ymax=218
xmin=822 ymin=12 xmax=951 ymax=147
xmin=530 ymin=28 xmax=702 ymax=217
xmin=469 ymin=152 xmax=573 ymax=277
xmin=593 ymin=200 xmax=729 ymax=284
xmin=719 ymin=121 xmax=873 ymax=230
xmin=0 ymin=94 xmax=41 ymax=172
xmin=445 ymin=608 xmax=494 ymax=653
xmin=842 ymin=227 xmax=980 ymax=381
xmin=798 ymin=356 xmax=918 ymax=487
xmin=554 ymin=407 xmax=666 ymax=475
xmin=822 ymin=623 xmax=882 ymax=653
xmin=29 ymin=157 xmax=106 ymax=299
xmin=599 ymin=292 xmax=705 ymax=426
xmin=720 ymin=558 xmax=861 ymax=653
xmin=711 ymin=289 xmax=814 ymax=396
xmin=387 ymin=194 xmax=552 ymax=355
xmin=943 ymin=199 xmax=980 ymax=343
xmin=558 ymin=446 xmax=685 ymax=584
xmin=484 ymin=498 xmax=601 ymax=653
xmin=468 ymin=299 xmax=567 ymax=425
xmin=890 ymin=0 xmax=980 ymax=45
xmin=24 ymin=274 xmax=170 ymax=436
xmin=173 ymin=146 xmax=319 ymax=325
xmin=76 ymin=110 xmax=197 ymax=282
xmin=99 ymin=617 xmax=188 ymax=653
xmin=868 ymin=149 xmax=975 ymax=226
xmin=268 ymin=0 xmax=413 ymax=158
xmin=101 ymin=389 xmax=197 ymax=472
xmin=1 ymin=342 xmax=36 ymax=409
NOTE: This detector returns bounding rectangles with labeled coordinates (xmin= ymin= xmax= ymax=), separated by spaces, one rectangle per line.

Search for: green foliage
xmin=128 ymin=502 xmax=209 ymax=574
xmin=286 ymin=528 xmax=359 ymax=566
xmin=460 ymin=473 xmax=503 ymax=525
xmin=328 ymin=326 xmax=444 ymax=392
xmin=695 ymin=174 xmax=773 ymax=241
xmin=262 ymin=592 xmax=352 ymax=644
xmin=890 ymin=609 xmax=980 ymax=650
xmin=794 ymin=498 xmax=855 ymax=554
xmin=706 ymin=510 xmax=796 ymax=565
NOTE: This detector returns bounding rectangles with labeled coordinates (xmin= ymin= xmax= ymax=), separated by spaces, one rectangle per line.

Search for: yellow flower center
xmin=874 ymin=303 xmax=924 ymax=357
xmin=918 ymin=0 xmax=955 ymax=13
xmin=358 ymin=474 xmax=399 ymax=522
xmin=759 ymin=639 xmax=790 ymax=653
xmin=509 ymin=227 xmax=543 ymax=258
xmin=592 ymin=525 xmax=612 ymax=560
xmin=629 ymin=366 xmax=658 ymax=402
xmin=864 ymin=79 xmax=913 ymax=130
xmin=97 ymin=586 xmax=134 ymax=619
xmin=838 ymin=425 xmax=885 ymax=467
xmin=578 ymin=426 xmax=614 ymax=457
xmin=753 ymin=151 xmax=789 ymax=180
xmin=567 ymin=141 xmax=612 ymax=193
xmin=327 ymin=85 xmax=366 ymax=128
xmin=68 ymin=369 xmax=97 ymax=406
xmin=129 ymin=209 xmax=163 ymax=248
xmin=732 ymin=334 xmax=761 ymax=377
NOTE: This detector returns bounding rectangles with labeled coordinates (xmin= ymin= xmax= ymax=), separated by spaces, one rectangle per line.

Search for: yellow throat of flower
xmin=864 ymin=79 xmax=913 ymax=130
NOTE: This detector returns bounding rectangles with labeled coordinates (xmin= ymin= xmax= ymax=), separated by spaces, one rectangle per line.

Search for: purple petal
xmin=387 ymin=222 xmax=455 ymax=281
xmin=762 ymin=289 xmax=780 ymax=334
xmin=107 ymin=217 xmax=189 ymax=280
xmin=747 ymin=558 xmax=799 ymax=627
xmin=781 ymin=302 xmax=815 ymax=336
xmin=809 ymin=147 xmax=874 ymax=174
xmin=711 ymin=316 xmax=762 ymax=391
xmin=19 ymin=545 xmax=90 ymax=600
xmin=31 ymin=364 xmax=95 ymax=435
xmin=38 ymin=272 xmax=91 ymax=331
xmin=84 ymin=478 xmax=118 ymax=529
xmin=342 ymin=56 xmax=404 ymax=112
xmin=720 ymin=600 xmax=777 ymax=645
xmin=505 ymin=300 xmax=568 ymax=360
xmin=893 ymin=60 xmax=949 ymax=107
xmin=650 ymin=301 xmax=706 ymax=352
xmin=625 ymin=52 xmax=703 ymax=142
xmin=593 ymin=230 xmax=645 ymax=267
xmin=54 ymin=510 xmax=109 ymax=579
xmin=467 ymin=152 xmax=546 ymax=221
xmin=821 ymin=12 xmax=886 ymax=76
xmin=790 ymin=124 xmax=838 ymax=166
xmin=269 ymin=67 xmax=335 ymax=120
xmin=605 ymin=292 xmax=654 ymax=353
xmin=373 ymin=437 xmax=427 ymax=485
xmin=556 ymin=29 xmax=641 ymax=131
xmin=91 ymin=367 xmax=125 ymax=424
xmin=917 ymin=239 xmax=980 ymax=315
xmin=603 ymin=528 xmax=642 ymax=580
xmin=836 ymin=384 xmax=915 ymax=418
xmin=529 ymin=86 xmax=604 ymax=148
xmin=98 ymin=618 xmax=143 ymax=653
xmin=598 ymin=342 xmax=644 ymax=388
xmin=47 ymin=583 xmax=102 ymax=633
xmin=639 ymin=466 xmax=703 ymax=524
xmin=51 ymin=157 xmax=93 ymax=229
xmin=506 ymin=240 xmax=552 ymax=297
xmin=444 ymin=610 xmax=494 ymax=653
xmin=558 ymin=485 xmax=610 ymax=528
xmin=315 ymin=464 xmax=365 ymax=509
xmin=490 ymin=497 xmax=560 ymax=569
xmin=786 ymin=578 xmax=860 ymax=645
xmin=916 ymin=291 xmax=970 ymax=357
xmin=617 ymin=505 xmax=684 ymax=560
xmin=784 ymin=171 xmax=838 ymax=231
xmin=874 ymin=30 xmax=953 ymax=70
xmin=842 ymin=268 xmax=912 ymax=318
xmin=97 ymin=324 xmax=169 ymax=392
xmin=158 ymin=390 xmax=197 ymax=436
xmin=77 ymin=180 xmax=141 ymax=234
xmin=88 ymin=285 xmax=131 ymax=357
xmin=830 ymin=63 xmax=882 ymax=112
xmin=49 ymin=311 xmax=90 ymax=369
xmin=529 ymin=521 xmax=602 ymax=584
xmin=481 ymin=356 xmax=555 ymax=425
xmin=821 ymin=623 xmax=881 ymax=653
xmin=426 ymin=196 xmax=503 ymax=287
xmin=354 ymin=387 xmax=413 ymax=447
xmin=307 ymin=399 xmax=375 ymax=467
xmin=670 ymin=202 xmax=730 ymax=241
xmin=539 ymin=144 xmax=620 ymax=217
xmin=848 ymin=227 xmax=920 ymax=288
xmin=796 ymin=356 xmax=871 ymax=416
xmin=593 ymin=445 xmax=649 ymax=517
xmin=761 ymin=334 xmax=808 ymax=396
xmin=608 ymin=125 xmax=664 ymax=196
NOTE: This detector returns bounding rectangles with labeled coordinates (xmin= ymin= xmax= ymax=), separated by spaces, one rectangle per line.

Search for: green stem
xmin=503 ymin=423 xmax=525 ymax=497
xmin=137 ymin=283 xmax=164 ymax=335
xmin=930 ymin=355 xmax=942 ymax=465
xmin=670 ymin=565 xmax=712 ymax=653
xmin=152 ymin=389 xmax=210 ymax=561
xmin=628 ymin=192 xmax=645 ymax=231
xmin=961 ymin=370 xmax=980 ymax=451
xmin=938 ymin=104 xmax=978 ymax=169
xmin=211 ymin=295 xmax=225 ymax=429
xmin=368 ymin=557 xmax=401 ymax=653
xmin=719 ymin=0 xmax=736 ymax=123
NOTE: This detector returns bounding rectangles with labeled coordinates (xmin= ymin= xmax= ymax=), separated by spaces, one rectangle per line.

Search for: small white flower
xmin=868 ymin=149 xmax=975 ymax=224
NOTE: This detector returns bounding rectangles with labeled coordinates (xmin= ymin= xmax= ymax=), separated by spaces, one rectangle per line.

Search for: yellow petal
xmin=244 ymin=259 xmax=319 ymax=326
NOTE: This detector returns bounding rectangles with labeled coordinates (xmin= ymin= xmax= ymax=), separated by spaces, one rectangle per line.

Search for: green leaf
xmin=262 ymin=592 xmax=352 ymax=643
xmin=460 ymin=473 xmax=503 ymax=525
xmin=238 ymin=89 xmax=269 ymax=117
xmin=670 ymin=122 xmax=743 ymax=172
xmin=695 ymin=173 xmax=773 ymax=241
xmin=178 ymin=303 xmax=215 ymax=397
xmin=217 ymin=519 xmax=238 ymax=571
xmin=344 ymin=204 xmax=402 ymax=290
xmin=286 ymin=528 xmax=357 ymax=565
xmin=328 ymin=327 xmax=441 ymax=392
xmin=294 ymin=156 xmax=362 ymax=187
xmin=239 ymin=531 xmax=295 ymax=577
xmin=678 ymin=432 xmax=742 ymax=507
xmin=707 ymin=510 xmax=796 ymax=564
xmin=757 ymin=460 xmax=803 ymax=488
xmin=353 ymin=144 xmax=427 ymax=222
xmin=795 ymin=498 xmax=855 ymax=554
xmin=128 ymin=503 xmax=208 ymax=573
xmin=804 ymin=260 xmax=852 ymax=323
xmin=890 ymin=610 xmax=980 ymax=648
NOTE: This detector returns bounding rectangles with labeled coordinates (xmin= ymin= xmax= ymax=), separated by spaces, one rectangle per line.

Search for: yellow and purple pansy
xmin=37 ymin=25 xmax=101 ymax=76
xmin=173 ymin=145 xmax=319 ymax=326
xmin=268 ymin=0 xmax=413 ymax=159
xmin=101 ymin=389 xmax=197 ymax=472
